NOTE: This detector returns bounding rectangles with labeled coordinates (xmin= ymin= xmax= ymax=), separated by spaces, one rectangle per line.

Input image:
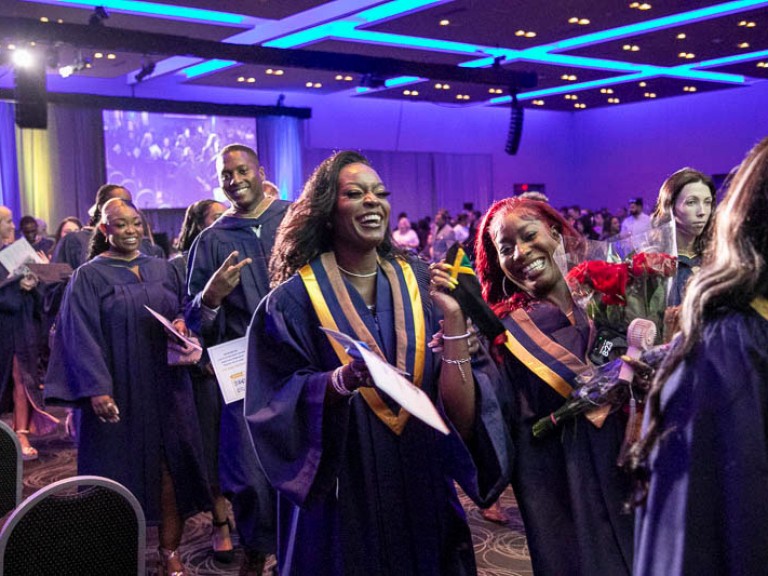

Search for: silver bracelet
xmin=442 ymin=331 xmax=471 ymax=341
xmin=331 ymin=366 xmax=355 ymax=396
xmin=442 ymin=356 xmax=471 ymax=385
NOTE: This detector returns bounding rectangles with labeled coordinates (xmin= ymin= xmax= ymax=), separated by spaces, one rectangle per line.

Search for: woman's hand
xmin=36 ymin=250 xmax=50 ymax=264
xmin=19 ymin=273 xmax=38 ymax=291
xmin=429 ymin=262 xmax=462 ymax=316
xmin=91 ymin=394 xmax=120 ymax=423
xmin=172 ymin=318 xmax=188 ymax=337
xmin=429 ymin=319 xmax=480 ymax=355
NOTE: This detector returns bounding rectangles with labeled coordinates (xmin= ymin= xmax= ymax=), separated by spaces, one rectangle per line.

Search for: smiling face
xmin=101 ymin=201 xmax=142 ymax=256
xmin=492 ymin=210 xmax=564 ymax=299
xmin=673 ymin=181 xmax=713 ymax=241
xmin=216 ymin=149 xmax=265 ymax=213
xmin=332 ymin=163 xmax=391 ymax=254
xmin=0 ymin=207 xmax=15 ymax=243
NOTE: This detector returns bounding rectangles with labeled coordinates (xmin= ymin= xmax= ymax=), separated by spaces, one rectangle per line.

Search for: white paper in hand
xmin=320 ymin=327 xmax=450 ymax=435
xmin=144 ymin=305 xmax=202 ymax=351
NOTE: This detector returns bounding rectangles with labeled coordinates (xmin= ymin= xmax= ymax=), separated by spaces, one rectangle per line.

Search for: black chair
xmin=0 ymin=475 xmax=145 ymax=576
xmin=0 ymin=420 xmax=22 ymax=519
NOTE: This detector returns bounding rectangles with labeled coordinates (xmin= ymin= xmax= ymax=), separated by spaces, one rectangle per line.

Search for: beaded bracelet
xmin=442 ymin=356 xmax=471 ymax=385
xmin=330 ymin=366 xmax=355 ymax=396
xmin=442 ymin=331 xmax=471 ymax=341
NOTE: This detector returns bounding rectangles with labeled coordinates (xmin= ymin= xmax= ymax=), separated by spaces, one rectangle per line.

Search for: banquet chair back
xmin=0 ymin=420 xmax=22 ymax=519
xmin=0 ymin=475 xmax=145 ymax=576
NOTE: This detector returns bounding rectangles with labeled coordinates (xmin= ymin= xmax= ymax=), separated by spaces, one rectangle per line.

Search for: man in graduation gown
xmin=186 ymin=143 xmax=290 ymax=574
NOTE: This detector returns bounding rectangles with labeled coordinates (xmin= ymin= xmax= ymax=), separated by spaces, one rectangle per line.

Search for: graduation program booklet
xmin=320 ymin=327 xmax=450 ymax=435
xmin=207 ymin=337 xmax=247 ymax=404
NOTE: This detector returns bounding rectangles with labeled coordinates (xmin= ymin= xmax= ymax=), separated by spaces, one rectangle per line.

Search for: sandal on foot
xmin=15 ymin=430 xmax=39 ymax=462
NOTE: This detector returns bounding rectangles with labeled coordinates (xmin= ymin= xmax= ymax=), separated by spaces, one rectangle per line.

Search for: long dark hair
xmin=270 ymin=150 xmax=404 ymax=286
xmin=87 ymin=199 xmax=139 ymax=260
xmin=475 ymin=197 xmax=584 ymax=317
xmin=651 ymin=167 xmax=716 ymax=256
xmin=178 ymin=200 xmax=222 ymax=252
xmin=630 ymin=137 xmax=768 ymax=504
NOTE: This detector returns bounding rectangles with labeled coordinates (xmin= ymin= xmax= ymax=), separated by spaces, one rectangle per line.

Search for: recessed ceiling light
xmin=678 ymin=52 xmax=695 ymax=59
xmin=515 ymin=30 xmax=536 ymax=38
xmin=600 ymin=88 xmax=614 ymax=94
xmin=569 ymin=17 xmax=590 ymax=25
xmin=575 ymin=103 xmax=587 ymax=108
xmin=247 ymin=77 xmax=255 ymax=83
xmin=639 ymin=81 xmax=647 ymax=87
xmin=7 ymin=44 xmax=16 ymax=51
xmin=404 ymin=89 xmax=420 ymax=95
xmin=629 ymin=2 xmax=651 ymax=9
xmin=738 ymin=42 xmax=750 ymax=49
xmin=622 ymin=44 xmax=640 ymax=51
xmin=683 ymin=86 xmax=697 ymax=92
xmin=439 ymin=19 xmax=450 ymax=26
xmin=455 ymin=94 xmax=470 ymax=100
xmin=40 ymin=17 xmax=49 ymax=22
xmin=94 ymin=52 xmax=104 ymax=59
xmin=738 ymin=20 xmax=756 ymax=27
xmin=564 ymin=94 xmax=578 ymax=100
xmin=344 ymin=75 xmax=352 ymax=81
xmin=608 ymin=97 xmax=620 ymax=103
xmin=532 ymin=99 xmax=545 ymax=106
xmin=237 ymin=76 xmax=245 ymax=82
xmin=676 ymin=33 xmax=686 ymax=39
xmin=488 ymin=88 xmax=503 ymax=94
xmin=306 ymin=82 xmax=313 ymax=87
xmin=758 ymin=61 xmax=768 ymax=68
xmin=643 ymin=92 xmax=657 ymax=98
xmin=107 ymin=54 xmax=116 ymax=60
xmin=314 ymin=83 xmax=322 ymax=88
xmin=57 ymin=19 xmax=64 ymax=23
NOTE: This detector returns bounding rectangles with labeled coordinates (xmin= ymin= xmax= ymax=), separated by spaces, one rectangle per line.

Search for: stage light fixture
xmin=58 ymin=50 xmax=91 ymax=78
xmin=505 ymin=92 xmax=524 ymax=156
xmin=89 ymin=5 xmax=109 ymax=26
xmin=134 ymin=60 xmax=156 ymax=83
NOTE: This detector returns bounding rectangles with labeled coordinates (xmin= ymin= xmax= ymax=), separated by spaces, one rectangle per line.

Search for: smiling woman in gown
xmin=244 ymin=150 xmax=509 ymax=576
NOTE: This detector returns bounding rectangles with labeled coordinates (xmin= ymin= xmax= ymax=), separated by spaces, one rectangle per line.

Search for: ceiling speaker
xmin=14 ymin=65 xmax=48 ymax=129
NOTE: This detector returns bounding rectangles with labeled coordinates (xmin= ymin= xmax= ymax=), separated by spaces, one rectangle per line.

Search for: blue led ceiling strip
xmin=44 ymin=0 xmax=249 ymax=25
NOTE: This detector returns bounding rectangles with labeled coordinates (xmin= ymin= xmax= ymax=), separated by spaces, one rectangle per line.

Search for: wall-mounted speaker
xmin=14 ymin=65 xmax=48 ymax=129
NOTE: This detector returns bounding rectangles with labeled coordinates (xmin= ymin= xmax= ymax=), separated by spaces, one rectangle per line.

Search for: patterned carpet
xmin=7 ymin=409 xmax=533 ymax=576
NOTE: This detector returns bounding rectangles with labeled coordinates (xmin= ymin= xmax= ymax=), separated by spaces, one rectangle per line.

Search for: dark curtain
xmin=0 ymin=101 xmax=21 ymax=216
xmin=48 ymin=104 xmax=106 ymax=226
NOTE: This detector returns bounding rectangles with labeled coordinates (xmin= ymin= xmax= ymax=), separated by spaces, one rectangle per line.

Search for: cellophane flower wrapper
xmin=562 ymin=221 xmax=677 ymax=366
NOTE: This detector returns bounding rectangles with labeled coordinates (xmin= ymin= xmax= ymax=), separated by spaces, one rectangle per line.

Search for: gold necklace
xmin=337 ymin=263 xmax=377 ymax=278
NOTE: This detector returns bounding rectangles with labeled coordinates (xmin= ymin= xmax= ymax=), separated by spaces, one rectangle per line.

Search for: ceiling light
xmin=439 ymin=19 xmax=450 ymax=26
xmin=678 ymin=52 xmax=696 ymax=58
xmin=11 ymin=49 xmax=34 ymax=68
xmin=644 ymin=92 xmax=657 ymax=98
xmin=247 ymin=77 xmax=255 ymax=83
xmin=738 ymin=20 xmax=756 ymax=26
xmin=456 ymin=94 xmax=470 ymax=100
xmin=404 ymin=89 xmax=419 ymax=95
xmin=515 ymin=30 xmax=536 ymax=38
xmin=237 ymin=76 xmax=245 ymax=82
xmin=314 ymin=82 xmax=322 ymax=88
xmin=569 ymin=17 xmax=579 ymax=23
xmin=623 ymin=44 xmax=640 ymax=51
xmin=600 ymin=88 xmax=614 ymax=94
xmin=107 ymin=53 xmax=116 ymax=60
xmin=532 ymin=99 xmax=545 ymax=105
xmin=579 ymin=18 xmax=590 ymax=25
xmin=94 ymin=52 xmax=103 ymax=59
xmin=575 ymin=103 xmax=587 ymax=108
xmin=561 ymin=74 xmax=577 ymax=81
xmin=57 ymin=19 xmax=64 ymax=23
xmin=676 ymin=33 xmax=686 ymax=39
xmin=608 ymin=97 xmax=620 ymax=103
xmin=683 ymin=85 xmax=697 ymax=91
xmin=738 ymin=42 xmax=750 ymax=48
xmin=758 ymin=61 xmax=768 ymax=67
xmin=639 ymin=81 xmax=647 ymax=87
xmin=266 ymin=68 xmax=284 ymax=75
xmin=564 ymin=94 xmax=578 ymax=100
xmin=488 ymin=88 xmax=503 ymax=94
xmin=40 ymin=16 xmax=49 ymax=22
xmin=629 ymin=2 xmax=651 ymax=8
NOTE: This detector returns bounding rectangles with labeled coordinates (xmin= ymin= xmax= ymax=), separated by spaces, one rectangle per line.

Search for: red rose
xmin=566 ymin=261 xmax=629 ymax=306
xmin=631 ymin=252 xmax=677 ymax=277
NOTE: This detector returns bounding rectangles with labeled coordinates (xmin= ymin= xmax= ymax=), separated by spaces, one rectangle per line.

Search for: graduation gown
xmin=185 ymin=200 xmax=290 ymax=552
xmin=0 ymin=250 xmax=57 ymax=434
xmin=634 ymin=303 xmax=768 ymax=576
xmin=44 ymin=254 xmax=211 ymax=524
xmin=496 ymin=302 xmax=633 ymax=576
xmin=244 ymin=254 xmax=509 ymax=576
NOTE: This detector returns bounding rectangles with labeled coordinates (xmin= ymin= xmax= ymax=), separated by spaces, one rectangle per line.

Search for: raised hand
xmin=201 ymin=251 xmax=253 ymax=308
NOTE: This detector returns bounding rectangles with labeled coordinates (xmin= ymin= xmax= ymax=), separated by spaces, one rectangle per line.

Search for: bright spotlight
xmin=12 ymin=49 xmax=34 ymax=69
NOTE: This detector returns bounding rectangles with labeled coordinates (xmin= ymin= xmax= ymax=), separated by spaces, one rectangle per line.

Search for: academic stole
xmin=298 ymin=252 xmax=426 ymax=435
xmin=445 ymin=246 xmax=607 ymax=427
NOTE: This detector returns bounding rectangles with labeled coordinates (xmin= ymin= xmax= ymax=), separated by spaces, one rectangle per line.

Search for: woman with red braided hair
xmin=472 ymin=197 xmax=633 ymax=575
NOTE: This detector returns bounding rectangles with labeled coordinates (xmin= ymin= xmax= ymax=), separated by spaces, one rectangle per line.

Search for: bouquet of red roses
xmin=565 ymin=222 xmax=677 ymax=365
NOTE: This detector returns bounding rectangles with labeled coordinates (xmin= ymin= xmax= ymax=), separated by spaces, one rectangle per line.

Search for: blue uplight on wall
xmin=181 ymin=60 xmax=238 ymax=79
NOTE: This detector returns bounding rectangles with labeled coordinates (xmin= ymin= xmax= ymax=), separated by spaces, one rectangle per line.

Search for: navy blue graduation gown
xmin=496 ymin=302 xmax=633 ymax=576
xmin=53 ymin=228 xmax=162 ymax=270
xmin=185 ymin=200 xmax=290 ymax=552
xmin=44 ymin=254 xmax=211 ymax=524
xmin=634 ymin=306 xmax=768 ymax=576
xmin=244 ymin=257 xmax=509 ymax=576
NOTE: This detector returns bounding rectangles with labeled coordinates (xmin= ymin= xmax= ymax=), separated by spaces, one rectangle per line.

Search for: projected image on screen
xmin=103 ymin=109 xmax=257 ymax=209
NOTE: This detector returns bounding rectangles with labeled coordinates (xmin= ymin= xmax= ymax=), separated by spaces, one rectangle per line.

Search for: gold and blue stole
xmin=298 ymin=252 xmax=426 ymax=435
xmin=444 ymin=246 xmax=588 ymax=398
xmin=752 ymin=297 xmax=768 ymax=321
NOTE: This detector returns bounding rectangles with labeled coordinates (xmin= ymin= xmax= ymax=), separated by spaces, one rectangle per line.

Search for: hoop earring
xmin=502 ymin=276 xmax=513 ymax=298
